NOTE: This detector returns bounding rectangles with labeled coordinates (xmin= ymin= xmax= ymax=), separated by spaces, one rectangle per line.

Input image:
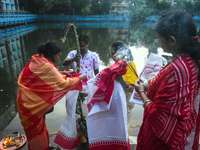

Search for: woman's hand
xmin=61 ymin=70 xmax=76 ymax=76
xmin=134 ymin=79 xmax=145 ymax=94
xmin=79 ymin=73 xmax=87 ymax=80
xmin=143 ymin=79 xmax=151 ymax=91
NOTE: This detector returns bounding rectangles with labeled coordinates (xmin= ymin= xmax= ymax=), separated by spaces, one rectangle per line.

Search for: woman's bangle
xmin=143 ymin=99 xmax=152 ymax=108
xmin=139 ymin=91 xmax=145 ymax=94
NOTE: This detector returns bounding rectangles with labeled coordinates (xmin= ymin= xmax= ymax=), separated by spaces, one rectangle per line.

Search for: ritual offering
xmin=0 ymin=132 xmax=27 ymax=150
xmin=129 ymin=53 xmax=168 ymax=105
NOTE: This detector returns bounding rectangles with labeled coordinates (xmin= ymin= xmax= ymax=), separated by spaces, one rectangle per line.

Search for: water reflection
xmin=0 ymin=25 xmax=38 ymax=130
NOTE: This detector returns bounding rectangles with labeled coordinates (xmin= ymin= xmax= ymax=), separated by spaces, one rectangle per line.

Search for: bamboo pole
xmin=61 ymin=23 xmax=80 ymax=72
xmin=60 ymin=23 xmax=87 ymax=138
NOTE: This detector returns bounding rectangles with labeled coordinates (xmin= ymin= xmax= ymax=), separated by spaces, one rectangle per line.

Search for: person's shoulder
xmin=68 ymin=50 xmax=77 ymax=56
xmin=166 ymin=55 xmax=195 ymax=75
xmin=88 ymin=50 xmax=98 ymax=56
xmin=127 ymin=61 xmax=132 ymax=64
xmin=173 ymin=54 xmax=193 ymax=65
xmin=69 ymin=50 xmax=77 ymax=53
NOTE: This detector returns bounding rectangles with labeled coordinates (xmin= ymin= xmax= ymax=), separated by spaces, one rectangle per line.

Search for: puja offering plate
xmin=0 ymin=132 xmax=27 ymax=150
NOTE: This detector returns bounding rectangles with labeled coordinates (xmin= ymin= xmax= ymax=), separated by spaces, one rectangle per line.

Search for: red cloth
xmin=87 ymin=60 xmax=127 ymax=111
xmin=64 ymin=69 xmax=89 ymax=86
xmin=89 ymin=140 xmax=130 ymax=150
xmin=137 ymin=54 xmax=200 ymax=150
xmin=54 ymin=131 xmax=80 ymax=149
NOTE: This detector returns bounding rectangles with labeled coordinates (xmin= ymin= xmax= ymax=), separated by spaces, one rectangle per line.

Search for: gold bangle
xmin=143 ymin=99 xmax=152 ymax=108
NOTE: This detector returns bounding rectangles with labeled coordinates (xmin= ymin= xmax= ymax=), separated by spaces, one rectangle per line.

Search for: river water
xmin=0 ymin=21 xmax=194 ymax=136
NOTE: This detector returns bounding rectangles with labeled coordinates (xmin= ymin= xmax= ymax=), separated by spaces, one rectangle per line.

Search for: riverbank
xmin=146 ymin=15 xmax=200 ymax=22
xmin=0 ymin=129 xmax=138 ymax=150
xmin=0 ymin=13 xmax=130 ymax=28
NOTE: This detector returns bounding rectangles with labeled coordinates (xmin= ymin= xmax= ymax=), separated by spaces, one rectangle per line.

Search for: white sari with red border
xmin=54 ymin=90 xmax=80 ymax=149
xmin=86 ymin=78 xmax=130 ymax=150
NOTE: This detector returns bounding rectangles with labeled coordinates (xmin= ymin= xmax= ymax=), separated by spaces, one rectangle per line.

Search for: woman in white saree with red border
xmin=86 ymin=60 xmax=130 ymax=150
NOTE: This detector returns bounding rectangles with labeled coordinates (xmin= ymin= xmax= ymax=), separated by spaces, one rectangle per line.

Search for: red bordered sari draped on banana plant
xmin=137 ymin=54 xmax=200 ymax=150
xmin=17 ymin=54 xmax=83 ymax=150
xmin=87 ymin=61 xmax=130 ymax=150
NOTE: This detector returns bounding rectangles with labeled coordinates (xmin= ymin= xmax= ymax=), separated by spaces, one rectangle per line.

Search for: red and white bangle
xmin=139 ymin=91 xmax=145 ymax=94
xmin=143 ymin=99 xmax=152 ymax=108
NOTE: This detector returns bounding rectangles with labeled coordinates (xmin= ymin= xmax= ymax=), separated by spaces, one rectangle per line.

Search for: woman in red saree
xmin=16 ymin=41 xmax=87 ymax=150
xmin=135 ymin=10 xmax=200 ymax=150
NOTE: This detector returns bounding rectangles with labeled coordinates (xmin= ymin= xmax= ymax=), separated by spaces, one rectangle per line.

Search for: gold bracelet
xmin=143 ymin=99 xmax=152 ymax=108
